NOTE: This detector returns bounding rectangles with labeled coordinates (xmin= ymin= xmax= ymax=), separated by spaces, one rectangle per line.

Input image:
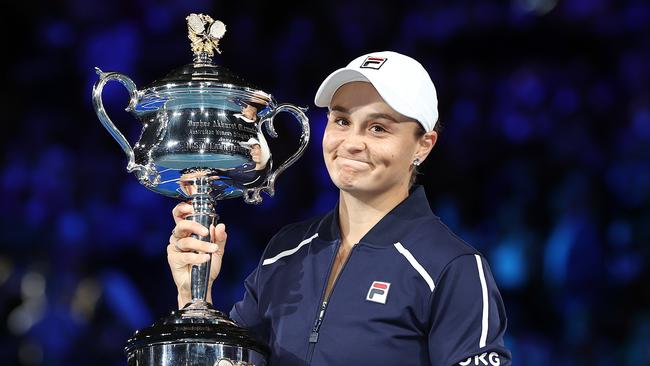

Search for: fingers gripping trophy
xmin=92 ymin=14 xmax=310 ymax=366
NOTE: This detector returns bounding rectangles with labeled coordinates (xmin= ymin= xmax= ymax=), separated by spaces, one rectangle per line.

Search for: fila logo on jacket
xmin=366 ymin=281 xmax=391 ymax=304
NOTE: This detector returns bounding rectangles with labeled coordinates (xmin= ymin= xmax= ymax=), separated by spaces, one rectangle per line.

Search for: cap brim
xmin=314 ymin=68 xmax=370 ymax=108
xmin=239 ymin=138 xmax=261 ymax=147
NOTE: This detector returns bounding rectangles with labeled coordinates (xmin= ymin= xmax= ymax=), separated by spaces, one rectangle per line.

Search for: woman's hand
xmin=167 ymin=202 xmax=227 ymax=309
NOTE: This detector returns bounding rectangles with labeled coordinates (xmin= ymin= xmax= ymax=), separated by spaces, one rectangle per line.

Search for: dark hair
xmin=409 ymin=119 xmax=442 ymax=188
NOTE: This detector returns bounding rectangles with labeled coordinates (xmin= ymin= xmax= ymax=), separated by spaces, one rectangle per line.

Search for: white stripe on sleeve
xmin=394 ymin=242 xmax=435 ymax=292
xmin=475 ymin=254 xmax=489 ymax=348
xmin=262 ymin=233 xmax=319 ymax=266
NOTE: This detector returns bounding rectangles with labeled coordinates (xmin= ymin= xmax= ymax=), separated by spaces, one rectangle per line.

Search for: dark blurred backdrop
xmin=2 ymin=0 xmax=649 ymax=365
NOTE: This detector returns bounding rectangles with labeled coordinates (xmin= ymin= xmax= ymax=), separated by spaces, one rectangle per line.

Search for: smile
xmin=336 ymin=156 xmax=370 ymax=169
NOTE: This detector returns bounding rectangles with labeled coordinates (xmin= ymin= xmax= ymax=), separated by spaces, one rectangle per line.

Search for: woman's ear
xmin=415 ymin=131 xmax=437 ymax=162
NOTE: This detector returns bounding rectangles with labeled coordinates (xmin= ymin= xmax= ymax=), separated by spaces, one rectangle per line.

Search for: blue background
xmin=2 ymin=0 xmax=649 ymax=364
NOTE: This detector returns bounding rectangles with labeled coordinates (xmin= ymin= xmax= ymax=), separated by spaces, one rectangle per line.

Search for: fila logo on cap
xmin=360 ymin=56 xmax=387 ymax=70
xmin=366 ymin=281 xmax=391 ymax=304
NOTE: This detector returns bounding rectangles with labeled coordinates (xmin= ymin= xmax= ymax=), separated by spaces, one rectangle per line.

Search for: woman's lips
xmin=336 ymin=156 xmax=370 ymax=169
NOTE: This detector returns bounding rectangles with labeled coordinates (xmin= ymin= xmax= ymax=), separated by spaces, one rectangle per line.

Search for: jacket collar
xmin=315 ymin=185 xmax=436 ymax=248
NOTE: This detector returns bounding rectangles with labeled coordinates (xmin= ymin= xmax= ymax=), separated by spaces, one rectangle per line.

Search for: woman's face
xmin=250 ymin=144 xmax=261 ymax=163
xmin=322 ymin=82 xmax=434 ymax=197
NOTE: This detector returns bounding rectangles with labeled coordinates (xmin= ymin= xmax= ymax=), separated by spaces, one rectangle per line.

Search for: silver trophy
xmin=92 ymin=13 xmax=310 ymax=366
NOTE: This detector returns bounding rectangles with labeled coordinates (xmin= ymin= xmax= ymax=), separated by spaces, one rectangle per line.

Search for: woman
xmin=168 ymin=51 xmax=512 ymax=365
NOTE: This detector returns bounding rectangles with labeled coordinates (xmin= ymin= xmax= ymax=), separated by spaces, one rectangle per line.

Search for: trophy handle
xmin=92 ymin=67 xmax=144 ymax=174
xmin=243 ymin=103 xmax=310 ymax=204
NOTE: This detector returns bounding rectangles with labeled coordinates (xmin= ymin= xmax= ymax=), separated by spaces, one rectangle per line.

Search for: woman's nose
xmin=340 ymin=130 xmax=366 ymax=152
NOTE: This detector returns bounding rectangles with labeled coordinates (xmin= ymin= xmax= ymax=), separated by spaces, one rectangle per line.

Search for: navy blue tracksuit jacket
xmin=231 ymin=186 xmax=512 ymax=365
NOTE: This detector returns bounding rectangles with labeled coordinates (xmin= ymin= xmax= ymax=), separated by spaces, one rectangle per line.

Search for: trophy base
xmin=125 ymin=302 xmax=268 ymax=366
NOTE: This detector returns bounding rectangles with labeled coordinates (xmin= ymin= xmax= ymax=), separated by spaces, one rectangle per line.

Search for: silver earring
xmin=413 ymin=158 xmax=421 ymax=166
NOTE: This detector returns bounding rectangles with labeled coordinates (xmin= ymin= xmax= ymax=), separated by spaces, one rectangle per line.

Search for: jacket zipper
xmin=309 ymin=300 xmax=328 ymax=343
xmin=306 ymin=241 xmax=357 ymax=364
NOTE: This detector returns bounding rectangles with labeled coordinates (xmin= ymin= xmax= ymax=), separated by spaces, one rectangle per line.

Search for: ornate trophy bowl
xmin=93 ymin=44 xmax=309 ymax=204
xmin=92 ymin=14 xmax=310 ymax=366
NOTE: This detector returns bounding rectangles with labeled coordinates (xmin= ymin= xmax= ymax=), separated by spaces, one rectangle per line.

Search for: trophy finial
xmin=186 ymin=14 xmax=227 ymax=61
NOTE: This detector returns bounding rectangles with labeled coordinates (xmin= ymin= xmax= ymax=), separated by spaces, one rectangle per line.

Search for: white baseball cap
xmin=314 ymin=51 xmax=439 ymax=132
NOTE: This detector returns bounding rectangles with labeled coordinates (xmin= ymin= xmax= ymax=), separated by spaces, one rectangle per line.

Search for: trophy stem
xmin=185 ymin=176 xmax=217 ymax=308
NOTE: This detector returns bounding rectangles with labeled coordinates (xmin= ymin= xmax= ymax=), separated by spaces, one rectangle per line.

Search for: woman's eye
xmin=334 ymin=118 xmax=349 ymax=126
xmin=370 ymin=125 xmax=387 ymax=133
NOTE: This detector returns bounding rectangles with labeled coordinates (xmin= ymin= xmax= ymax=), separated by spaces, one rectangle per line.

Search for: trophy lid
xmin=148 ymin=62 xmax=261 ymax=90
xmin=139 ymin=13 xmax=272 ymax=105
